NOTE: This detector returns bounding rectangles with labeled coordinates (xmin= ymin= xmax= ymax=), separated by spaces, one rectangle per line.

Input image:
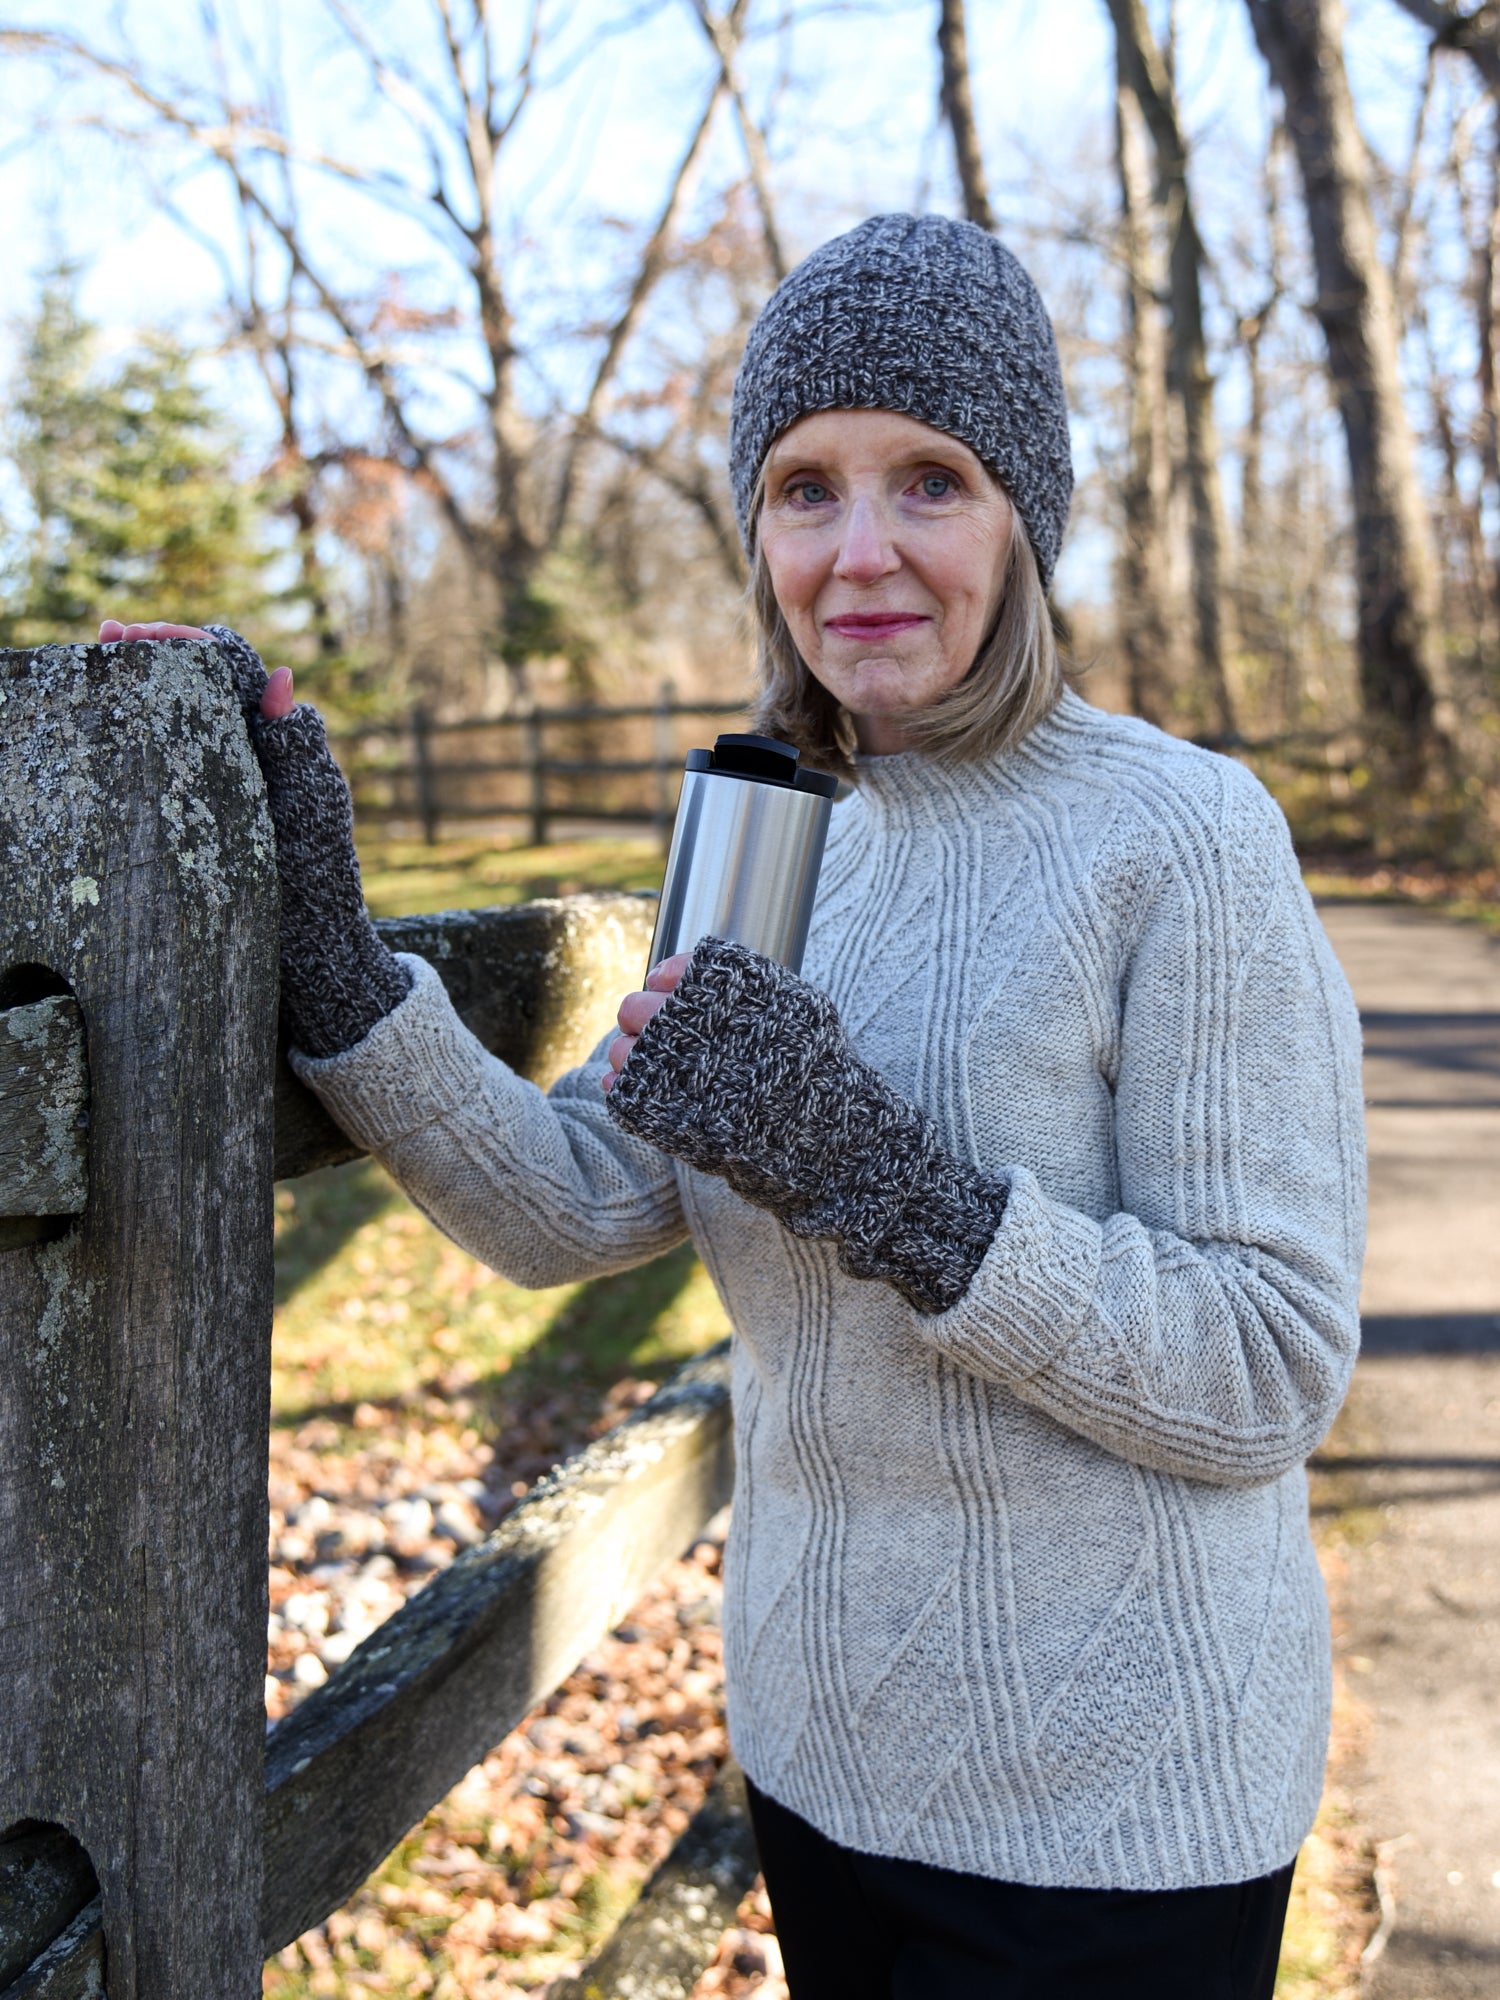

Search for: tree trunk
xmin=936 ymin=0 xmax=996 ymax=230
xmin=1115 ymin=64 xmax=1176 ymax=726
xmin=1105 ymin=0 xmax=1239 ymax=737
xmin=1245 ymin=0 xmax=1443 ymax=748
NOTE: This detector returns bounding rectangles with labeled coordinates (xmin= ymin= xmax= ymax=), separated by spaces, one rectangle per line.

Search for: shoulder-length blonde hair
xmin=747 ymin=479 xmax=1066 ymax=783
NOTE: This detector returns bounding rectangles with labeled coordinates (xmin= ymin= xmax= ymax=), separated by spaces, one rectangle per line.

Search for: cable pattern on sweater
xmin=292 ymin=689 xmax=1365 ymax=1890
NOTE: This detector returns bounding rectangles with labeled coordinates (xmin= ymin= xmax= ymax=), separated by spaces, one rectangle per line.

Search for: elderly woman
xmin=107 ymin=214 xmax=1364 ymax=1998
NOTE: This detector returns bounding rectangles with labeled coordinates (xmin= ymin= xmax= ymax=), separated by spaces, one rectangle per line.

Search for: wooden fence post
xmin=411 ymin=705 xmax=438 ymax=846
xmin=524 ymin=703 xmax=548 ymax=847
xmin=0 ymin=641 xmax=279 ymax=1998
xmin=653 ymin=678 xmax=676 ymax=848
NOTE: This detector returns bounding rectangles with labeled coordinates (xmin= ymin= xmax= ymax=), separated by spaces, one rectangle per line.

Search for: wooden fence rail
xmin=330 ymin=686 xmax=747 ymax=845
xmin=331 ymin=692 xmax=1376 ymax=851
xmin=0 ymin=643 xmax=755 ymax=2000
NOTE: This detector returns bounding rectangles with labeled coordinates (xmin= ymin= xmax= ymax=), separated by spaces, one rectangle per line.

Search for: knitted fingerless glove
xmin=605 ymin=937 xmax=1009 ymax=1315
xmin=205 ymin=626 xmax=411 ymax=1058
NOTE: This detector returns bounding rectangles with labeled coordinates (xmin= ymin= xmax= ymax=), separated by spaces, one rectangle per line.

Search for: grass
xmin=272 ymin=1162 xmax=729 ymax=1432
xmin=357 ymin=832 xmax=667 ymax=920
xmin=266 ymin=831 xmax=732 ymax=1994
xmin=1301 ymin=857 xmax=1500 ymax=933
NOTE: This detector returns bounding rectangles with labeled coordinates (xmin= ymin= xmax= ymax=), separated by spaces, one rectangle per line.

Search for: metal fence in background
xmin=331 ymin=683 xmax=748 ymax=845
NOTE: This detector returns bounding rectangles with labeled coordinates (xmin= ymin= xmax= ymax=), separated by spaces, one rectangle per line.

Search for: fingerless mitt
xmin=605 ymin=937 xmax=1009 ymax=1315
xmin=206 ymin=626 xmax=411 ymax=1057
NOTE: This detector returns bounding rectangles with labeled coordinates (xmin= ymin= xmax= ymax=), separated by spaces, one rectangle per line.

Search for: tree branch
xmin=550 ymin=76 xmax=727 ymax=541
xmin=688 ymin=0 xmax=787 ymax=281
xmin=936 ymin=0 xmax=995 ymax=230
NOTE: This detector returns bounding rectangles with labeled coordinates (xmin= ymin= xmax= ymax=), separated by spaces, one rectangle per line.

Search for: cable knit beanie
xmin=729 ymin=213 xmax=1074 ymax=589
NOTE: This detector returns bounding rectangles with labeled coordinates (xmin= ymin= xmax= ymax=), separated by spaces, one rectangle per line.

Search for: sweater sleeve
xmin=920 ymin=773 xmax=1367 ymax=1488
xmin=289 ymin=954 xmax=689 ymax=1286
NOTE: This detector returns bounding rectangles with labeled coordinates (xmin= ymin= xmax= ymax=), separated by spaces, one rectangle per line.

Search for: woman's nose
xmin=833 ymin=497 xmax=899 ymax=583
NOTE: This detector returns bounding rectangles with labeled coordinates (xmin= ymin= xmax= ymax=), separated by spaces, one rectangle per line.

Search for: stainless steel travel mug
xmin=646 ymin=733 xmax=838 ymax=975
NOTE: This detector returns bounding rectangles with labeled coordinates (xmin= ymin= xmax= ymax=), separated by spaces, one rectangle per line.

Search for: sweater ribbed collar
xmin=848 ymin=688 xmax=1098 ymax=820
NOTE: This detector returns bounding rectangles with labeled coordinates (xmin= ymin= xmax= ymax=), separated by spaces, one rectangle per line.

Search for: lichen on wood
xmin=0 ymin=1895 xmax=104 ymax=2000
xmin=0 ymin=639 xmax=280 ymax=2000
xmin=0 ymin=1825 xmax=98 ymax=1990
xmin=0 ymin=999 xmax=88 ymax=1221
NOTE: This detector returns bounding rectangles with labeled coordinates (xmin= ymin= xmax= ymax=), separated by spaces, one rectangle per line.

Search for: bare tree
xmin=689 ymin=0 xmax=788 ymax=281
xmin=1114 ymin=61 xmax=1176 ymax=724
xmin=936 ymin=0 xmax=996 ymax=230
xmin=1105 ymin=0 xmax=1239 ymax=736
xmin=1387 ymin=0 xmax=1500 ymax=95
xmin=1244 ymin=0 xmax=1444 ymax=751
xmin=1389 ymin=3 xmax=1500 ymax=620
xmin=0 ymin=0 xmax=782 ymax=700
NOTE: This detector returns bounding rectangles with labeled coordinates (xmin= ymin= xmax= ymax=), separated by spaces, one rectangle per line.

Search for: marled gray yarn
xmin=605 ymin=937 xmax=1010 ymax=1315
xmin=204 ymin=626 xmax=411 ymax=1058
xmin=729 ymin=214 xmax=1074 ymax=587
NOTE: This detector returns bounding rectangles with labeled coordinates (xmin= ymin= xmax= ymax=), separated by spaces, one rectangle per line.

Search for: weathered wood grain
xmin=4 ymin=1345 xmax=734 ymax=1990
xmin=0 ymin=641 xmax=280 ymax=1999
xmin=0 ymin=1899 xmax=103 ymax=2000
xmin=0 ymin=998 xmax=87 ymax=1220
xmin=550 ymin=1759 xmax=759 ymax=2000
xmin=273 ymin=894 xmax=657 ymax=1179
xmin=260 ymin=1342 xmax=734 ymax=1951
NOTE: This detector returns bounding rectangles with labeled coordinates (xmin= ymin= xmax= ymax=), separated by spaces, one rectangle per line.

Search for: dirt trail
xmin=1314 ymin=903 xmax=1500 ymax=1997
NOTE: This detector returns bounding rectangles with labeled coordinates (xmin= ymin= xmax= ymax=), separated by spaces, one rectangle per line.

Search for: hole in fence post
xmin=0 ymin=965 xmax=72 ymax=1010
xmin=0 ymin=1819 xmax=101 ymax=1987
xmin=0 ymin=963 xmax=86 ymax=1254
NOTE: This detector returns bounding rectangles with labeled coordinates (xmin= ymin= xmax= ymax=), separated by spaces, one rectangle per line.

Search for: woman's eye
xmin=919 ymin=473 xmax=955 ymax=498
xmin=790 ymin=480 xmax=830 ymax=505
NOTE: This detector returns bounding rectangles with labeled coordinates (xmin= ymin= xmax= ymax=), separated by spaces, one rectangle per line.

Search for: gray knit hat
xmin=729 ymin=213 xmax=1073 ymax=589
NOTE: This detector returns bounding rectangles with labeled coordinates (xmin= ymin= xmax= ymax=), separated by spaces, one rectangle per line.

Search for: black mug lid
xmin=685 ymin=732 xmax=838 ymax=797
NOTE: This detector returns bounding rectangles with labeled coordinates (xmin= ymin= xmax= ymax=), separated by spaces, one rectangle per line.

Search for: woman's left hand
xmin=604 ymin=952 xmax=693 ymax=1092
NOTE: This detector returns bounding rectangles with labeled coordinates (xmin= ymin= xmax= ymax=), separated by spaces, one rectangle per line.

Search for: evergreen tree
xmin=0 ymin=271 xmax=269 ymax=646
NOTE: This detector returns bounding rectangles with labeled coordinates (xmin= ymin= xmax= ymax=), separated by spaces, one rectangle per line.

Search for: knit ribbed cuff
xmin=922 ymin=1165 xmax=1102 ymax=1377
xmin=289 ymin=953 xmax=486 ymax=1149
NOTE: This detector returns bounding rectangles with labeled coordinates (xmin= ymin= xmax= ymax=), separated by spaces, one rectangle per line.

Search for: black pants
xmin=746 ymin=1779 xmax=1294 ymax=2000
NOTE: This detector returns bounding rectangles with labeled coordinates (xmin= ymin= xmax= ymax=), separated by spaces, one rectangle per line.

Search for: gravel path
xmin=1314 ymin=904 xmax=1500 ymax=1997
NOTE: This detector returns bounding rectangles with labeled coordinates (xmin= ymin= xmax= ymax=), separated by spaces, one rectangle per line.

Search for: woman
xmin=106 ymin=214 xmax=1365 ymax=1998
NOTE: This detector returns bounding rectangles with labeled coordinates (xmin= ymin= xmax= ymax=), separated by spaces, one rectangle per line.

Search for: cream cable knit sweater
xmin=292 ymin=690 xmax=1366 ymax=1890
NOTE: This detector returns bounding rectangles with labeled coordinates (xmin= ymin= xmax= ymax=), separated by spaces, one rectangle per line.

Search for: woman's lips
xmin=824 ymin=613 xmax=928 ymax=638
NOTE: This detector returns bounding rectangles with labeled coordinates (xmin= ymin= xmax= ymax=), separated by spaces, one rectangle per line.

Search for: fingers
xmin=261 ymin=666 xmax=296 ymax=719
xmin=98 ymin=619 xmax=211 ymax=642
xmin=602 ymin=953 xmax=695 ymax=1091
xmin=646 ymin=951 xmax=693 ymax=994
xmin=602 ymin=1032 xmax=635 ymax=1092
xmin=616 ymin=987 xmax=670 ymax=1037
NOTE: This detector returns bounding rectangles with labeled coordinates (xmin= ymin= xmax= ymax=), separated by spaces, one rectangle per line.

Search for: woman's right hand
xmin=605 ymin=953 xmax=693 ymax=1092
xmin=98 ymin=618 xmax=295 ymax=718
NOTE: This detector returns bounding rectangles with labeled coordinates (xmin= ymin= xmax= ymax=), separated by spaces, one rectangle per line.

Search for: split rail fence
xmin=332 ymin=692 xmax=1379 ymax=855
xmin=332 ymin=686 xmax=746 ymax=847
xmin=0 ymin=641 xmax=758 ymax=2000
